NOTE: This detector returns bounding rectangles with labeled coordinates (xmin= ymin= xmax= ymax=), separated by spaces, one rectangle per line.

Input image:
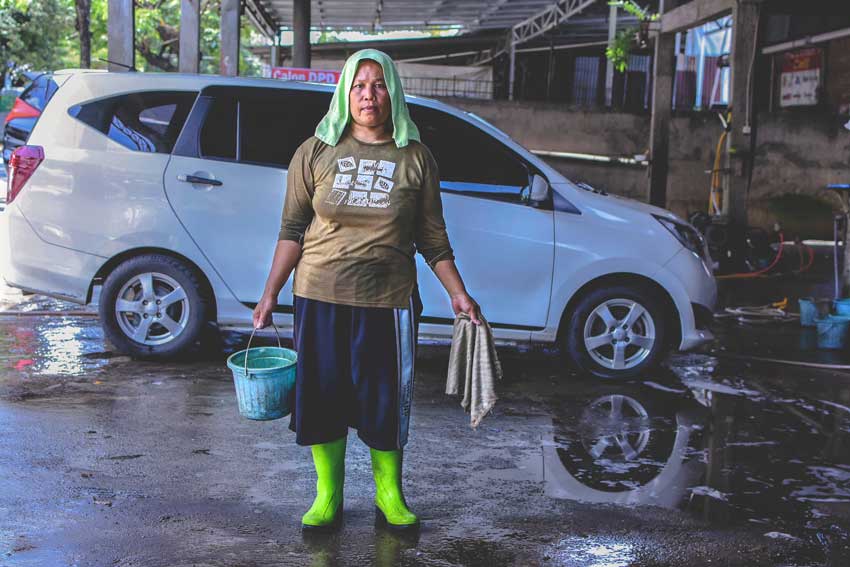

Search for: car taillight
xmin=3 ymin=98 xmax=41 ymax=125
xmin=6 ymin=146 xmax=44 ymax=204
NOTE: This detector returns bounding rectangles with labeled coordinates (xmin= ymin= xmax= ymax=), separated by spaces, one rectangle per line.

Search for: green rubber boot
xmin=370 ymin=448 xmax=419 ymax=530
xmin=302 ymin=436 xmax=346 ymax=531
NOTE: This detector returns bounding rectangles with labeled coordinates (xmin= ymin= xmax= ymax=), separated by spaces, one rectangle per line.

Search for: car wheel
xmin=99 ymin=254 xmax=209 ymax=359
xmin=563 ymin=284 xmax=668 ymax=379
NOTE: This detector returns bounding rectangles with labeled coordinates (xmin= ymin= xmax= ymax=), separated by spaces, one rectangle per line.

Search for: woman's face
xmin=348 ymin=60 xmax=391 ymax=130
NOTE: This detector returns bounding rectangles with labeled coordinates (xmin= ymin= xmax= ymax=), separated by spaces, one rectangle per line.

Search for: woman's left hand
xmin=451 ymin=292 xmax=482 ymax=326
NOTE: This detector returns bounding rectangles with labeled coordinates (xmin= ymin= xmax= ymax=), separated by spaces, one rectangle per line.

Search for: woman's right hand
xmin=253 ymin=295 xmax=277 ymax=329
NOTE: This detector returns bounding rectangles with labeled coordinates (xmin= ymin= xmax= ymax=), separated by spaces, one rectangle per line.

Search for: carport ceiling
xmin=262 ymin=0 xmax=570 ymax=31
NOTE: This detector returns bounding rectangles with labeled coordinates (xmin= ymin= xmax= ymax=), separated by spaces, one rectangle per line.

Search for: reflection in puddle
xmin=0 ymin=317 xmax=108 ymax=377
xmin=533 ymin=358 xmax=850 ymax=557
xmin=35 ymin=320 xmax=100 ymax=375
xmin=551 ymin=536 xmax=635 ymax=567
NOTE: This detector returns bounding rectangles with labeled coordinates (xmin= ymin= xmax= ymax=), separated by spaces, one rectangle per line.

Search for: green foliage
xmin=605 ymin=2 xmax=659 ymax=73
xmin=3 ymin=0 xmax=264 ymax=76
xmin=608 ymin=1 xmax=659 ymax=22
xmin=0 ymin=0 xmax=75 ymax=82
xmin=605 ymin=30 xmax=632 ymax=73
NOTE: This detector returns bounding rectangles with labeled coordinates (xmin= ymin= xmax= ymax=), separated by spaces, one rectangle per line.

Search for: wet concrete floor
xmin=1 ymin=288 xmax=849 ymax=566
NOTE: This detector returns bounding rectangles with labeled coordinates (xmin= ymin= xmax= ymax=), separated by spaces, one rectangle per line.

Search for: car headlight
xmin=654 ymin=215 xmax=708 ymax=260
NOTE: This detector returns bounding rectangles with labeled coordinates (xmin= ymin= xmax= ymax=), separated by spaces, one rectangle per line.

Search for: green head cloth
xmin=314 ymin=49 xmax=420 ymax=149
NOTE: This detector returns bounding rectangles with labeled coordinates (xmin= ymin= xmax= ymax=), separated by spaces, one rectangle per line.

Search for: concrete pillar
xmin=605 ymin=4 xmax=618 ymax=107
xmin=508 ymin=31 xmax=516 ymax=101
xmin=220 ymin=0 xmax=240 ymax=76
xmin=107 ymin=0 xmax=134 ymax=72
xmin=293 ymin=0 xmax=311 ymax=68
xmin=724 ymin=1 xmax=760 ymax=227
xmin=270 ymin=42 xmax=280 ymax=68
xmin=179 ymin=0 xmax=200 ymax=73
xmin=648 ymin=30 xmax=676 ymax=207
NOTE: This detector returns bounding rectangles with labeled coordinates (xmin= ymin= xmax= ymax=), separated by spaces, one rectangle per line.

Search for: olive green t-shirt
xmin=278 ymin=131 xmax=454 ymax=309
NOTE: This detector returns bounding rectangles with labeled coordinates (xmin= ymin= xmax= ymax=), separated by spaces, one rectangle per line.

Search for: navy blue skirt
xmin=288 ymin=291 xmax=422 ymax=450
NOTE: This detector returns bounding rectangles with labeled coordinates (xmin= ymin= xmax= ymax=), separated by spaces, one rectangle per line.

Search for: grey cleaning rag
xmin=445 ymin=312 xmax=502 ymax=428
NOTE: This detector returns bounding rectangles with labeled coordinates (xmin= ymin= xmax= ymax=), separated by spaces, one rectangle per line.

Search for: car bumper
xmin=660 ymin=248 xmax=717 ymax=351
xmin=0 ymin=202 xmax=104 ymax=304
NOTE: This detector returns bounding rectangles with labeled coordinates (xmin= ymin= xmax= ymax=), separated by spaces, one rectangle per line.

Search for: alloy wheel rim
xmin=583 ymin=298 xmax=656 ymax=371
xmin=115 ymin=272 xmax=190 ymax=346
xmin=580 ymin=395 xmax=651 ymax=460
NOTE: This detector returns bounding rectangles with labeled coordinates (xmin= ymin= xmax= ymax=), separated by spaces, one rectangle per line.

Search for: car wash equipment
xmin=815 ymin=315 xmax=850 ymax=350
xmin=828 ymin=184 xmax=850 ymax=299
xmin=226 ymin=323 xmax=296 ymax=420
xmin=799 ymin=298 xmax=830 ymax=327
xmin=371 ymin=448 xmax=419 ymax=530
xmin=302 ymin=436 xmax=347 ymax=532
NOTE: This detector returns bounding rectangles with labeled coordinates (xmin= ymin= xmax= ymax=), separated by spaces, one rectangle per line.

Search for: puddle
xmin=0 ymin=317 xmax=108 ymax=378
xmin=549 ymin=536 xmax=636 ymax=567
xmin=484 ymin=358 xmax=850 ymax=560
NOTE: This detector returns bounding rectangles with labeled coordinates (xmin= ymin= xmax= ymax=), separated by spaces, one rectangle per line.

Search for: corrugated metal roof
xmin=262 ymin=0 xmax=567 ymax=31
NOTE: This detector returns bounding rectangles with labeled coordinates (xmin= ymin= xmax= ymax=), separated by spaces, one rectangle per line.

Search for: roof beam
xmin=660 ymin=0 xmax=734 ymax=34
xmin=244 ymin=0 xmax=278 ymax=39
xmin=511 ymin=0 xmax=599 ymax=45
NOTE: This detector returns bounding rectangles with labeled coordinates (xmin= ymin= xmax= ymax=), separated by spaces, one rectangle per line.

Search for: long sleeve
xmin=415 ymin=148 xmax=454 ymax=269
xmin=278 ymin=142 xmax=316 ymax=244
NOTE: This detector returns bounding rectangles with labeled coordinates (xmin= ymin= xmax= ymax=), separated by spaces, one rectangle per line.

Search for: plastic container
xmin=815 ymin=315 xmax=850 ymax=350
xmin=226 ymin=324 xmax=297 ymax=420
xmin=799 ymin=298 xmax=830 ymax=327
xmin=799 ymin=327 xmax=817 ymax=351
xmin=799 ymin=298 xmax=818 ymax=326
xmin=834 ymin=298 xmax=850 ymax=317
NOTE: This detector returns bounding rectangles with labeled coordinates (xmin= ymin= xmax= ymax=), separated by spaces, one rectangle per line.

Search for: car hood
xmin=552 ymin=181 xmax=681 ymax=222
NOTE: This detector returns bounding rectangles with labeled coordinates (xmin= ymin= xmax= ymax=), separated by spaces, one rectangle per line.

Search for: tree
xmin=1 ymin=0 xmax=264 ymax=78
xmin=0 ymin=0 xmax=73 ymax=86
xmin=74 ymin=0 xmax=92 ymax=68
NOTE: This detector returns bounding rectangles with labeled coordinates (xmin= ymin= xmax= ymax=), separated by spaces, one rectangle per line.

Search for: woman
xmin=253 ymin=49 xmax=481 ymax=532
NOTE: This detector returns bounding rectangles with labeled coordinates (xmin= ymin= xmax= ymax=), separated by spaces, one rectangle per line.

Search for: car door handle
xmin=177 ymin=174 xmax=223 ymax=186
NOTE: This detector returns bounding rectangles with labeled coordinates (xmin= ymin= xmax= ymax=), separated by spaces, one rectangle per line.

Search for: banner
xmin=780 ymin=48 xmax=822 ymax=107
xmin=271 ymin=67 xmax=340 ymax=84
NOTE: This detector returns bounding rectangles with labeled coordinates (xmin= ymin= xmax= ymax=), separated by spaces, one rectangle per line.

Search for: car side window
xmin=68 ymin=90 xmax=197 ymax=153
xmin=237 ymin=89 xmax=332 ymax=168
xmin=21 ymin=76 xmax=47 ymax=110
xmin=199 ymin=97 xmax=237 ymax=160
xmin=408 ymin=104 xmax=530 ymax=203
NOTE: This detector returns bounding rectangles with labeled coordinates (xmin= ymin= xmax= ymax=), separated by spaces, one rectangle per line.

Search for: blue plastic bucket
xmin=815 ymin=315 xmax=850 ymax=350
xmin=834 ymin=298 xmax=850 ymax=317
xmin=799 ymin=327 xmax=817 ymax=351
xmin=226 ymin=324 xmax=297 ymax=420
xmin=799 ymin=298 xmax=830 ymax=327
xmin=799 ymin=298 xmax=819 ymax=327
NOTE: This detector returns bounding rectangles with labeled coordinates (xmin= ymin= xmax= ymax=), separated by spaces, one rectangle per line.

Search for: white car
xmin=0 ymin=70 xmax=716 ymax=378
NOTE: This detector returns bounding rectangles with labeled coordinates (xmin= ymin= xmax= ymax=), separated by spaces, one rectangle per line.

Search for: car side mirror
xmin=526 ymin=174 xmax=549 ymax=204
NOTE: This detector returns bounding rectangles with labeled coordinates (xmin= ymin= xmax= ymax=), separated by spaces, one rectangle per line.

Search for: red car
xmin=3 ymin=72 xmax=57 ymax=170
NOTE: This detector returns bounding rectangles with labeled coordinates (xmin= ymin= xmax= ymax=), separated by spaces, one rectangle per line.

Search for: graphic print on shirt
xmin=326 ymin=155 xmax=396 ymax=209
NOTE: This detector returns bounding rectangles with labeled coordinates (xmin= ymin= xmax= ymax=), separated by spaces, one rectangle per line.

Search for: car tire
xmin=99 ymin=254 xmax=210 ymax=359
xmin=562 ymin=284 xmax=668 ymax=379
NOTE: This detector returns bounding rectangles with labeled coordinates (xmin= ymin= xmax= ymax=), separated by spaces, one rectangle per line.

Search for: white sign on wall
xmin=780 ymin=48 xmax=822 ymax=108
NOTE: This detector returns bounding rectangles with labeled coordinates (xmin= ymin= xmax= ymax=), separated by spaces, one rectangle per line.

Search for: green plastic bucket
xmin=815 ymin=315 xmax=850 ymax=350
xmin=226 ymin=324 xmax=297 ymax=420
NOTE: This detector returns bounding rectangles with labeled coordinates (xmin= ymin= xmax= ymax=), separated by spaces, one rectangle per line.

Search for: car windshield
xmin=464 ymin=111 xmax=514 ymax=141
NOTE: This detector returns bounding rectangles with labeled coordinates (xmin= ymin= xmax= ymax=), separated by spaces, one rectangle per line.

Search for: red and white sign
xmin=271 ymin=66 xmax=340 ymax=84
xmin=780 ymin=48 xmax=822 ymax=107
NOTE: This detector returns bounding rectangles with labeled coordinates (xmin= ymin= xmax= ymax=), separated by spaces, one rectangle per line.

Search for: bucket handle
xmin=243 ymin=322 xmax=283 ymax=376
